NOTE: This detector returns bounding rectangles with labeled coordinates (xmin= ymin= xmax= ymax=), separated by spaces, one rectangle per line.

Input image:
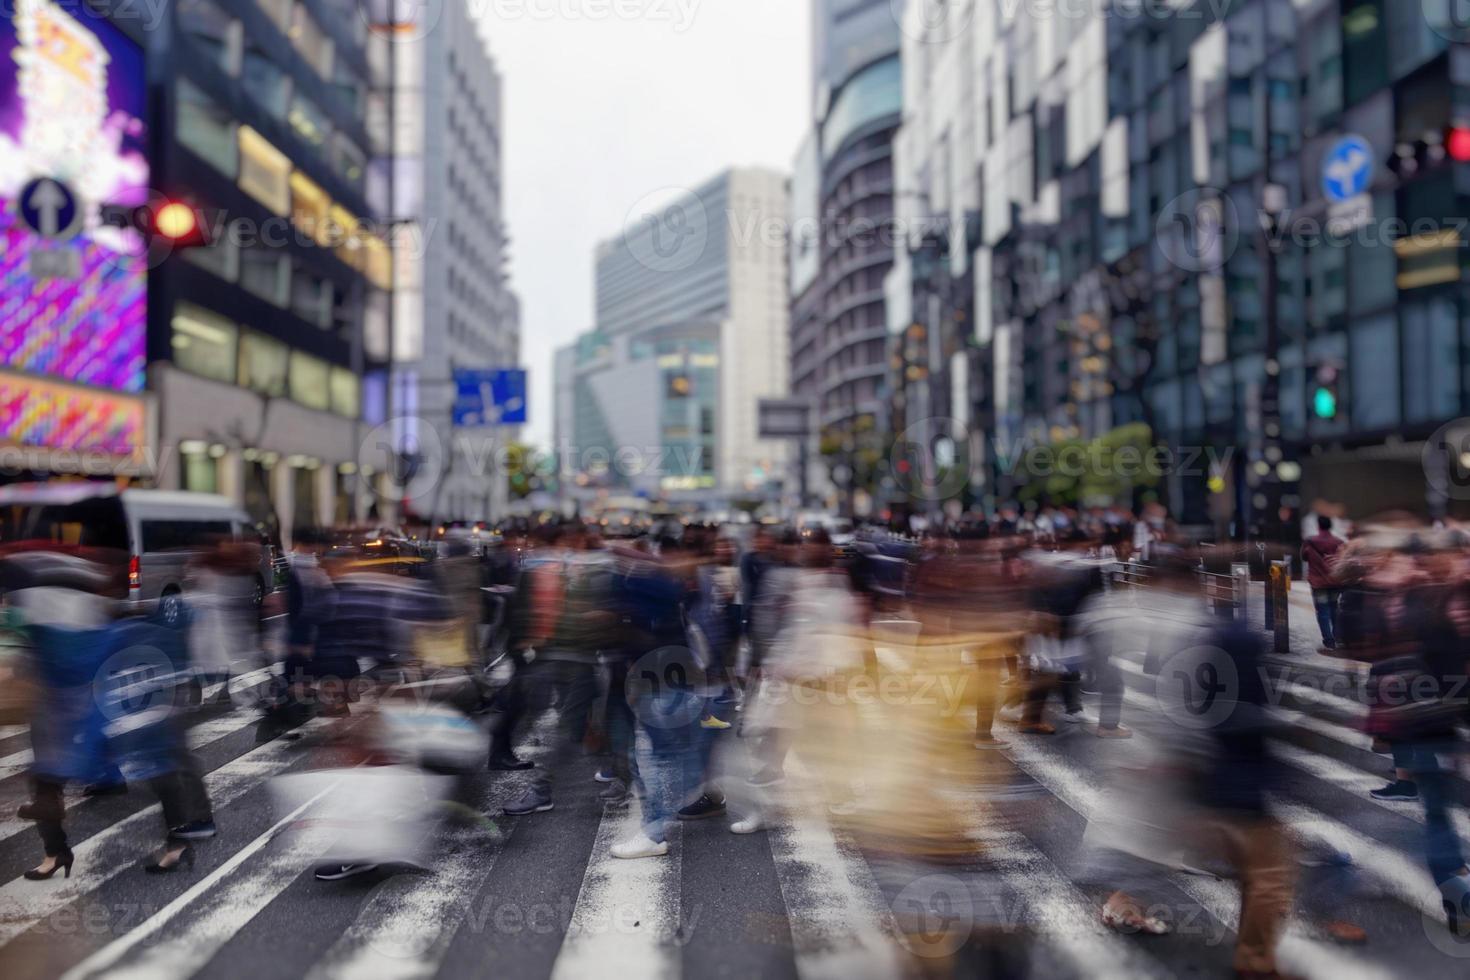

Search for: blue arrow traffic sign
xmin=452 ymin=369 xmax=527 ymax=427
xmin=15 ymin=177 xmax=82 ymax=240
xmin=1322 ymin=135 xmax=1374 ymax=203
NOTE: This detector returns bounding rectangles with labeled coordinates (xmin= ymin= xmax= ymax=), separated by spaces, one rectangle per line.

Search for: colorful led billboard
xmin=0 ymin=0 xmax=148 ymax=410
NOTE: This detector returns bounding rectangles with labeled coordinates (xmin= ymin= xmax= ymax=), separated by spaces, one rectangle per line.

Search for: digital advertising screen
xmin=0 ymin=0 xmax=148 ymax=457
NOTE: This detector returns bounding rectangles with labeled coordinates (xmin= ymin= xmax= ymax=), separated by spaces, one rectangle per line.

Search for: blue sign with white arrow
xmin=15 ymin=177 xmax=82 ymax=240
xmin=1322 ymin=135 xmax=1374 ymax=203
xmin=453 ymin=369 xmax=527 ymax=427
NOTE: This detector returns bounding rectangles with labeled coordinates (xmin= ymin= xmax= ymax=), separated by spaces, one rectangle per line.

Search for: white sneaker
xmin=998 ymin=704 xmax=1023 ymax=722
xmin=610 ymin=834 xmax=669 ymax=859
xmin=730 ymin=816 xmax=764 ymax=834
xmin=1063 ymin=709 xmax=1091 ymax=724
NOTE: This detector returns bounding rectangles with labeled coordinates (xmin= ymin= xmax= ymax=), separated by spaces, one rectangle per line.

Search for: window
xmin=240 ymin=247 xmax=290 ymax=307
xmin=238 ymin=330 xmax=289 ymax=396
xmin=176 ymin=81 xmax=237 ymax=177
xmin=291 ymin=267 xmax=332 ymax=327
xmin=177 ymin=0 xmax=239 ymax=75
xmin=289 ymin=351 xmax=330 ymax=410
xmin=181 ymin=449 xmax=220 ymax=494
xmin=0 ymin=498 xmax=129 ymax=551
xmin=172 ymin=304 xmax=238 ymax=383
xmin=329 ymin=367 xmax=360 ymax=418
xmin=288 ymin=94 xmax=331 ymax=154
xmin=184 ymin=234 xmax=239 ymax=283
xmin=331 ymin=133 xmax=367 ymax=191
xmin=141 ymin=520 xmax=233 ymax=552
xmin=1350 ymin=313 xmax=1400 ymax=430
xmin=237 ymin=126 xmax=291 ymax=215
xmin=289 ymin=171 xmax=331 ymax=245
xmin=255 ymin=0 xmax=292 ymax=35
xmin=1341 ymin=0 xmax=1388 ymax=106
xmin=242 ymin=42 xmax=291 ymax=120
xmin=289 ymin=4 xmax=333 ymax=78
xmin=1404 ymin=298 xmax=1460 ymax=423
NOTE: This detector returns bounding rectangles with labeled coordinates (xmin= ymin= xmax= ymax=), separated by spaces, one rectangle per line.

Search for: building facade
xmin=895 ymin=0 xmax=1470 ymax=526
xmin=558 ymin=168 xmax=789 ymax=505
xmin=789 ymin=0 xmax=901 ymax=515
xmin=390 ymin=0 xmax=520 ymax=525
xmin=147 ymin=0 xmax=395 ymax=539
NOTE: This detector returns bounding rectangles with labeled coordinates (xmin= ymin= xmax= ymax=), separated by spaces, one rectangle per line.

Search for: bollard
xmin=1231 ymin=563 xmax=1251 ymax=622
xmin=1269 ymin=559 xmax=1291 ymax=654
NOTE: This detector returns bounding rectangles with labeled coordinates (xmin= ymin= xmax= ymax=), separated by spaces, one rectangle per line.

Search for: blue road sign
xmin=453 ymin=369 xmax=527 ymax=426
xmin=1322 ymin=135 xmax=1374 ymax=203
xmin=15 ymin=177 xmax=81 ymax=239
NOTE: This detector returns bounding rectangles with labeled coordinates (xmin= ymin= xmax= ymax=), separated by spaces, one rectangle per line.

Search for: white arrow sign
xmin=27 ymin=180 xmax=68 ymax=237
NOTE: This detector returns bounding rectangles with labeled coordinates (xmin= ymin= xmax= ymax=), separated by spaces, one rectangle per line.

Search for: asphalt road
xmin=0 ymin=627 xmax=1466 ymax=979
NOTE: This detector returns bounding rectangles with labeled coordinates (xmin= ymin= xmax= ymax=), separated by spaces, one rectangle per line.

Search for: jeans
xmin=1312 ymin=588 xmax=1342 ymax=648
xmin=1395 ymin=740 xmax=1468 ymax=884
xmin=632 ymin=689 xmax=708 ymax=843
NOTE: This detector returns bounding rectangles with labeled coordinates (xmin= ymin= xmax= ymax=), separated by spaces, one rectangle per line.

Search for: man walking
xmin=1302 ymin=515 xmax=1344 ymax=651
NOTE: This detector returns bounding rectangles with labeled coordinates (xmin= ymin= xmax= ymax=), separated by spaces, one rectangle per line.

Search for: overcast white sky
xmin=470 ymin=0 xmax=812 ymax=448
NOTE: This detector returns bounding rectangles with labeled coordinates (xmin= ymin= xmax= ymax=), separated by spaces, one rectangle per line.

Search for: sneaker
xmin=730 ymin=816 xmax=764 ymax=834
xmin=678 ymin=794 xmax=727 ymax=820
xmin=1369 ymin=779 xmax=1418 ymax=802
xmin=489 ymin=754 xmax=535 ymax=772
xmin=314 ymin=863 xmax=379 ymax=881
xmin=748 ymin=768 xmax=785 ymax=788
xmin=610 ymin=834 xmax=669 ymax=859
xmin=973 ymin=734 xmax=1010 ymax=749
xmin=169 ymin=819 xmax=218 ymax=840
xmin=16 ymin=803 xmax=37 ymax=821
xmin=593 ymin=769 xmax=615 ymax=783
xmin=598 ymin=780 xmax=628 ymax=802
xmin=1019 ymin=722 xmax=1056 ymax=736
xmin=503 ymin=787 xmax=554 ymax=815
xmin=998 ymin=704 xmax=1024 ymax=723
xmin=1063 ymin=708 xmax=1091 ymax=725
xmin=1095 ymin=725 xmax=1133 ymax=739
xmin=699 ymin=715 xmax=732 ymax=730
xmin=83 ymin=782 xmax=128 ymax=798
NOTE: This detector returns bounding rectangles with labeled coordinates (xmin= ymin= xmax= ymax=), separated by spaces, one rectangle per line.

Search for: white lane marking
xmin=0 ymin=709 xmax=267 ymax=844
xmin=58 ymin=776 xmax=345 ymax=980
xmin=549 ymin=804 xmax=683 ymax=980
xmin=304 ymin=715 xmax=556 ymax=980
xmin=1000 ymin=733 xmax=1397 ymax=980
xmin=0 ymin=717 xmax=333 ymax=947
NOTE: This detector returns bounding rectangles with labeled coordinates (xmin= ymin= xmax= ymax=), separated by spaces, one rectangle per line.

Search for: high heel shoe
xmin=143 ymin=844 xmax=195 ymax=874
xmin=24 ymin=849 xmax=74 ymax=880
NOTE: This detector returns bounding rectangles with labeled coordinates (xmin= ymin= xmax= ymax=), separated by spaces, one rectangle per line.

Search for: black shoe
xmin=678 ymin=795 xmax=727 ymax=820
xmin=598 ymin=780 xmax=628 ymax=802
xmin=16 ymin=802 xmax=37 ymax=821
xmin=24 ymin=849 xmax=74 ymax=880
xmin=314 ymin=863 xmax=378 ymax=881
xmin=82 ymin=782 xmax=128 ymax=798
xmin=169 ymin=819 xmax=218 ymax=840
xmin=503 ymin=787 xmax=553 ymax=815
xmin=1370 ymin=780 xmax=1418 ymax=801
xmin=490 ymin=753 xmax=535 ymax=772
xmin=143 ymin=845 xmax=194 ymax=874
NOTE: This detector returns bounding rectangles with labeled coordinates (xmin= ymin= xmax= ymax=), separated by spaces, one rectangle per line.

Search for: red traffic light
xmin=151 ymin=201 xmax=209 ymax=246
xmin=1448 ymin=127 xmax=1470 ymax=164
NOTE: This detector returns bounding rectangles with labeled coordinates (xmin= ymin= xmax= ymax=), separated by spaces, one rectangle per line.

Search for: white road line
xmin=0 ymin=709 xmax=266 ymax=845
xmin=1000 ymin=733 xmax=1396 ymax=980
xmin=0 ymin=717 xmax=333 ymax=947
xmin=549 ymin=804 xmax=683 ymax=980
xmin=58 ymin=777 xmax=345 ymax=980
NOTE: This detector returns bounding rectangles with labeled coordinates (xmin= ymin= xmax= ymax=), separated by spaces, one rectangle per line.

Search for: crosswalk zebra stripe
xmin=57 ymin=776 xmax=346 ymax=980
xmin=549 ymin=805 xmax=683 ymax=980
xmin=0 ymin=717 xmax=334 ymax=947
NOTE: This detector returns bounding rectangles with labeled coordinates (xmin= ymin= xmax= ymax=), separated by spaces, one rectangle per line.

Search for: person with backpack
xmin=1302 ymin=515 xmax=1345 ymax=651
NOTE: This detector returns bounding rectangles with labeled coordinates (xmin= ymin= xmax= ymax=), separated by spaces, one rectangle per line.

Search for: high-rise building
xmin=894 ymin=0 xmax=1470 ymax=524
xmin=389 ymin=1 xmax=520 ymax=525
xmin=146 ymin=0 xmax=396 ymax=539
xmin=557 ymin=168 xmax=789 ymax=504
xmin=788 ymin=0 xmax=901 ymax=515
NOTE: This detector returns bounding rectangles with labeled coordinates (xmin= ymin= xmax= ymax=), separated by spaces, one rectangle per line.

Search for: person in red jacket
xmin=1301 ymin=515 xmax=1345 ymax=650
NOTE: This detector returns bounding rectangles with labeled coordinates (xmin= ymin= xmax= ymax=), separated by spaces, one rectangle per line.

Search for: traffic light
xmin=1388 ymin=127 xmax=1470 ymax=179
xmin=1312 ymin=364 xmax=1340 ymax=421
xmin=99 ymin=199 xmax=211 ymax=248
xmin=1449 ymin=126 xmax=1470 ymax=164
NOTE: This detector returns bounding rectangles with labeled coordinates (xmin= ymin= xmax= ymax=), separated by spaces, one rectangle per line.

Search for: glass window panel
xmin=176 ymin=80 xmax=237 ymax=177
xmin=177 ymin=0 xmax=239 ymax=75
xmin=237 ymin=126 xmax=291 ymax=215
xmin=240 ymin=248 xmax=290 ymax=307
xmin=288 ymin=94 xmax=331 ymax=155
xmin=1404 ymin=298 xmax=1461 ymax=423
xmin=242 ymin=41 xmax=291 ymax=120
xmin=289 ymin=351 xmax=330 ymax=411
xmin=329 ymin=367 xmax=360 ymax=419
xmin=1350 ymin=313 xmax=1400 ymax=430
xmin=172 ymin=304 xmax=238 ymax=384
xmin=238 ymin=330 xmax=290 ymax=396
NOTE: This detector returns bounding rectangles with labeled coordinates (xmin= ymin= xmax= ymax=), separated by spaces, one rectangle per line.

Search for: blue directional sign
xmin=15 ymin=177 xmax=82 ymax=239
xmin=1322 ymin=135 xmax=1374 ymax=203
xmin=453 ymin=369 xmax=527 ymax=426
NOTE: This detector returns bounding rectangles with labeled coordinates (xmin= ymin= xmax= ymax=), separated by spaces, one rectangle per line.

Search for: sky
xmin=470 ymin=0 xmax=813 ymax=448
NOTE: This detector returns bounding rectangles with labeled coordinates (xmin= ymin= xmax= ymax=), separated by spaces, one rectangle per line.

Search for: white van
xmin=0 ymin=483 xmax=274 ymax=612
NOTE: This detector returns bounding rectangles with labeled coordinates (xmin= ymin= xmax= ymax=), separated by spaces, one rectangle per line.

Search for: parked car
xmin=0 ymin=483 xmax=274 ymax=614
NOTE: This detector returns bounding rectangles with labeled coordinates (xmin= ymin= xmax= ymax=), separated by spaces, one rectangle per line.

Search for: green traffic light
xmin=1313 ymin=386 xmax=1337 ymax=420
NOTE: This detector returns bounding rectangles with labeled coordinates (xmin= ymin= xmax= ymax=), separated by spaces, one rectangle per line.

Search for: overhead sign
xmin=15 ymin=177 xmax=81 ymax=239
xmin=452 ymin=369 xmax=527 ymax=426
xmin=758 ymin=399 xmax=814 ymax=439
xmin=1322 ymin=135 xmax=1374 ymax=203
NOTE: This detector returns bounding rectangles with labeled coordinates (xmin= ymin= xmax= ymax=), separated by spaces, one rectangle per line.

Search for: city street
xmin=0 ymin=630 xmax=1464 ymax=980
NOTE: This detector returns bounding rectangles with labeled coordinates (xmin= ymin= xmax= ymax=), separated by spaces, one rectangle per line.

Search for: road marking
xmin=550 ymin=804 xmax=683 ymax=980
xmin=0 ymin=717 xmax=333 ymax=947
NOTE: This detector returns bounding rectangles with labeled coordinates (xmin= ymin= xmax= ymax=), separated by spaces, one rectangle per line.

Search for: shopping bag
xmin=270 ymin=766 xmax=452 ymax=868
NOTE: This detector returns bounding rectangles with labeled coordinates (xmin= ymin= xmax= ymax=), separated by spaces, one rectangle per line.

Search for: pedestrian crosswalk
xmin=0 ymin=660 xmax=1465 ymax=980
